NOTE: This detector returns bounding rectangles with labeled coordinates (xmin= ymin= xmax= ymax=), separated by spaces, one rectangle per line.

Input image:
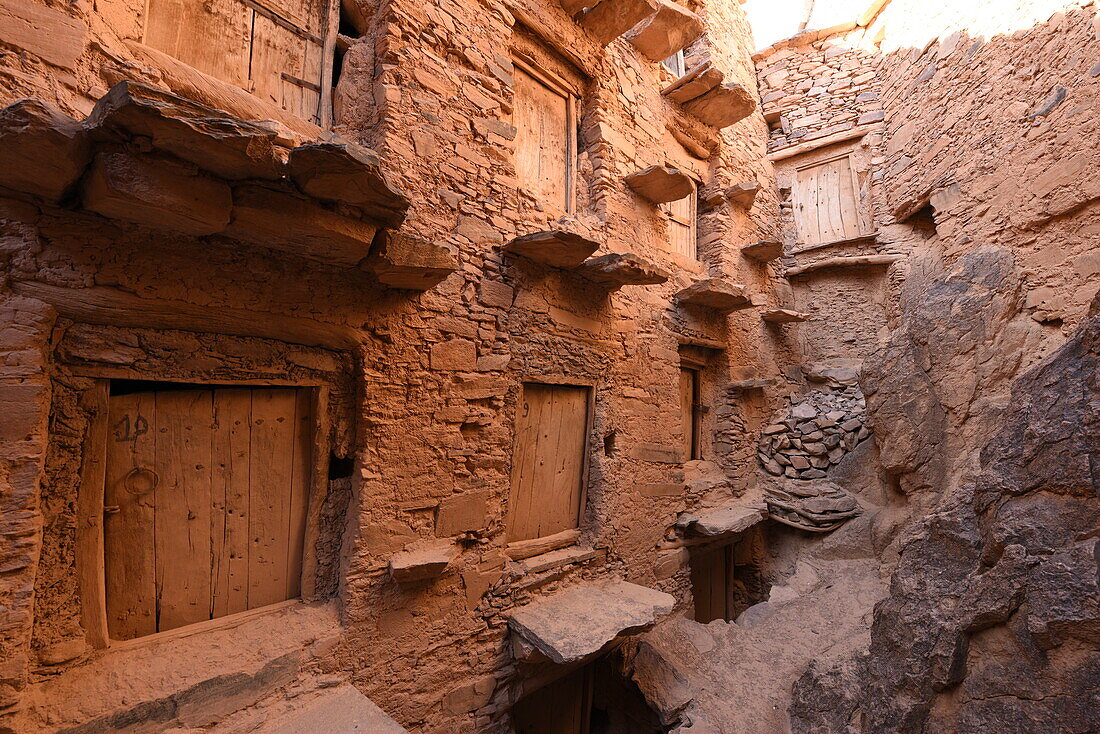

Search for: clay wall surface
xmin=0 ymin=0 xmax=795 ymax=731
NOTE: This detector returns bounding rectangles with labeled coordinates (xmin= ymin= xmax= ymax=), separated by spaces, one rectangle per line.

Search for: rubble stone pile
xmin=757 ymin=387 xmax=870 ymax=480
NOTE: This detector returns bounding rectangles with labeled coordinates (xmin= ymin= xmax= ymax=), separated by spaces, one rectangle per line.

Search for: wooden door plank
xmin=555 ymin=387 xmax=588 ymax=537
xmin=77 ymin=380 xmax=110 ymax=648
xmin=824 ymin=159 xmax=846 ymax=242
xmin=104 ymin=391 xmax=158 ymax=640
xmin=839 ymin=156 xmax=861 ymax=238
xmin=538 ymin=385 xmax=568 ymax=538
xmin=507 ymin=384 xmax=543 ymax=541
xmin=286 ymin=388 xmax=313 ymax=599
xmin=144 ymin=0 xmax=252 ymax=88
xmin=247 ymin=388 xmax=298 ymax=608
xmin=679 ymin=369 xmax=694 ymax=461
xmin=513 ymin=67 xmax=569 ymax=212
xmin=250 ymin=15 xmax=323 ymax=117
xmin=154 ymin=390 xmax=214 ymax=633
xmin=211 ymin=388 xmax=252 ymax=618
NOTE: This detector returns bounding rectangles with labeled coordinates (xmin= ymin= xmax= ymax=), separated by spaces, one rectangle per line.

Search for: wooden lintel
xmin=767 ymin=125 xmax=881 ymax=162
xmin=785 ymin=254 xmax=902 ymax=277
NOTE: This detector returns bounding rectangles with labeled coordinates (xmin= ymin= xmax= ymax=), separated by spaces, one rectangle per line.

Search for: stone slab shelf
xmin=741 ymin=238 xmax=784 ymax=262
xmin=366 ymin=231 xmax=457 ymax=291
xmin=728 ymin=378 xmax=777 ymax=391
xmin=508 ymin=580 xmax=674 ymax=664
xmin=578 ymin=253 xmax=670 ymax=288
xmin=661 ymin=61 xmax=756 ymax=129
xmin=579 ymin=0 xmax=657 ymax=46
xmin=675 ymin=278 xmax=755 ymax=312
xmin=625 ymin=165 xmax=694 ymax=204
xmin=762 ymin=308 xmax=810 ymax=323
xmin=503 ymin=230 xmax=600 ymax=269
xmin=677 ymin=504 xmax=767 ymax=538
xmin=625 ymin=0 xmax=704 ymax=62
xmin=389 ymin=539 xmax=459 ymax=583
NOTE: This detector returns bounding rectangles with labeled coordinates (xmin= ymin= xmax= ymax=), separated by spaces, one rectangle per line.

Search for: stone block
xmin=508 ymin=580 xmax=675 ymax=664
xmin=675 ymin=279 xmax=754 ymax=312
xmin=626 ymin=0 xmax=704 ymax=62
xmin=82 ymin=152 xmax=232 ymax=236
xmin=741 ymin=238 xmax=783 ymax=262
xmin=86 ymin=81 xmax=282 ymax=181
xmin=435 ymin=490 xmax=490 ymax=536
xmin=581 ymin=0 xmax=658 ymax=46
xmin=0 ymin=384 xmax=46 ymax=443
xmin=682 ymin=83 xmax=756 ymax=128
xmin=0 ymin=99 xmax=89 ymax=202
xmin=762 ymin=308 xmax=809 ymax=323
xmin=389 ymin=539 xmax=459 ymax=583
xmin=579 ymin=253 xmax=669 ymax=288
xmin=662 ymin=62 xmax=723 ymax=104
xmin=366 ymin=230 xmax=457 ymax=290
xmin=430 ymin=339 xmax=477 ymax=371
xmin=685 ymin=504 xmax=767 ymax=537
xmin=288 ymin=140 xmax=410 ymax=227
xmin=478 ymin=279 xmax=514 ymax=309
xmin=503 ymin=230 xmax=600 ymax=269
xmin=725 ymin=181 xmax=760 ymax=208
xmin=225 ymin=185 xmax=378 ymax=265
xmin=624 ymin=165 xmax=695 ymax=204
xmin=0 ymin=0 xmax=87 ymax=69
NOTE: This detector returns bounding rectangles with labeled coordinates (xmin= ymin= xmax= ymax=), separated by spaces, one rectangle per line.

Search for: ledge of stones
xmin=757 ymin=386 xmax=870 ymax=480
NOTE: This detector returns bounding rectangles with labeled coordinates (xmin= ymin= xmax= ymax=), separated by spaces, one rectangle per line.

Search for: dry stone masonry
xmin=757 ymin=386 xmax=871 ymax=480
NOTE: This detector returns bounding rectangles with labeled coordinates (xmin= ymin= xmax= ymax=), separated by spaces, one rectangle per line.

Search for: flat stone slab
xmin=0 ymin=98 xmax=89 ymax=201
xmin=685 ymin=505 xmax=767 ymax=537
xmin=626 ymin=0 xmax=704 ymax=62
xmin=675 ymin=279 xmax=754 ymax=312
xmin=366 ymin=231 xmax=457 ymax=290
xmin=288 ymin=141 xmax=410 ymax=227
xmin=762 ymin=308 xmax=809 ymax=323
xmin=726 ymin=181 xmax=760 ymax=208
xmin=662 ymin=61 xmax=724 ymax=104
xmin=270 ymin=684 xmax=408 ymax=733
xmin=389 ymin=539 xmax=458 ymax=583
xmin=86 ymin=80 xmax=282 ymax=181
xmin=503 ymin=230 xmax=600 ymax=269
xmin=509 ymin=580 xmax=675 ymax=664
xmin=579 ymin=253 xmax=670 ymax=288
xmin=729 ymin=378 xmax=777 ymax=391
xmin=625 ymin=164 xmax=695 ymax=204
xmin=683 ymin=82 xmax=756 ymax=128
xmin=741 ymin=238 xmax=783 ymax=262
xmin=581 ymin=0 xmax=658 ymax=46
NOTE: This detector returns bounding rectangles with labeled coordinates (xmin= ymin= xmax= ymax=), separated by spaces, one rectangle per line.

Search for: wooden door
xmin=793 ymin=153 xmax=863 ymax=246
xmin=690 ymin=543 xmax=731 ymax=623
xmin=663 ymin=183 xmax=697 ymax=259
xmin=507 ymin=384 xmax=589 ymax=542
xmin=514 ymin=667 xmax=593 ymax=734
xmin=513 ymin=64 xmax=574 ymax=213
xmin=104 ymin=386 xmax=312 ymax=640
xmin=679 ymin=368 xmax=699 ymax=461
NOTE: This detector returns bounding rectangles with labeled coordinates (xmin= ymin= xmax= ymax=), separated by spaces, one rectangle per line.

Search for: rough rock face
xmin=791 ymin=282 xmax=1100 ymax=734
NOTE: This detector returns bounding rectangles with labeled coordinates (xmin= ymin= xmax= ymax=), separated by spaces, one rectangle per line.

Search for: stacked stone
xmin=757 ymin=386 xmax=870 ymax=479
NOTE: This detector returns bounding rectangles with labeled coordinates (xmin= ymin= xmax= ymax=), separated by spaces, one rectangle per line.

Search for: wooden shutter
xmin=104 ymin=386 xmax=311 ymax=641
xmin=507 ymin=384 xmax=589 ymax=542
xmin=144 ymin=0 xmax=328 ymax=122
xmin=792 ymin=153 xmax=864 ymax=246
xmin=514 ymin=666 xmax=593 ymax=734
xmin=662 ymin=183 xmax=697 ymax=259
xmin=679 ymin=368 xmax=698 ymax=461
xmin=690 ymin=543 xmax=731 ymax=623
xmin=513 ymin=63 xmax=575 ymax=213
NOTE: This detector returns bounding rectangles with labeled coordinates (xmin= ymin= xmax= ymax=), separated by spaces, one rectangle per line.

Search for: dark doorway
xmin=690 ymin=528 xmax=770 ymax=623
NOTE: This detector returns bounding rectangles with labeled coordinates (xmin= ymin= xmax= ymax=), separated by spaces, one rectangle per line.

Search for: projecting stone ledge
xmin=579 ymin=253 xmax=670 ymax=288
xmin=271 ymin=684 xmax=408 ymax=734
xmin=675 ymin=279 xmax=755 ymax=312
xmin=625 ymin=165 xmax=694 ymax=204
xmin=509 ymin=580 xmax=675 ymax=664
xmin=580 ymin=0 xmax=658 ymax=46
xmin=389 ymin=539 xmax=459 ymax=583
xmin=682 ymin=83 xmax=756 ymax=128
xmin=626 ymin=0 xmax=705 ymax=62
xmin=288 ymin=141 xmax=410 ymax=227
xmin=741 ymin=238 xmax=783 ymax=262
xmin=503 ymin=230 xmax=601 ymax=269
xmin=366 ymin=231 xmax=457 ymax=290
xmin=662 ymin=62 xmax=724 ymax=104
xmin=762 ymin=308 xmax=809 ymax=323
xmin=0 ymin=98 xmax=89 ymax=202
xmin=679 ymin=504 xmax=767 ymax=538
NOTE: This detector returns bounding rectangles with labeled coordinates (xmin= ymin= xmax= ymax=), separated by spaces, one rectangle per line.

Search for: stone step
xmin=675 ymin=279 xmax=755 ymax=312
xmin=625 ymin=164 xmax=695 ymax=203
xmin=683 ymin=82 xmax=757 ymax=128
xmin=626 ymin=0 xmax=704 ymax=62
xmin=365 ymin=231 xmax=457 ymax=291
xmin=503 ymin=229 xmax=601 ymax=269
xmin=580 ymin=0 xmax=658 ymax=46
xmin=0 ymin=99 xmax=89 ymax=202
xmin=662 ymin=61 xmax=724 ymax=104
xmin=741 ymin=238 xmax=784 ymax=261
xmin=389 ymin=539 xmax=459 ymax=583
xmin=579 ymin=252 xmax=670 ymax=288
xmin=762 ymin=308 xmax=810 ymax=323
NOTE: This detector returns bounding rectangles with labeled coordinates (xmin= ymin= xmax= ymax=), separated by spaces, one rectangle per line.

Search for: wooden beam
xmin=11 ymin=281 xmax=360 ymax=350
xmin=317 ymin=0 xmax=341 ymax=128
xmin=767 ymin=125 xmax=880 ymax=162
xmin=76 ymin=380 xmax=110 ymax=649
xmin=785 ymin=254 xmax=901 ymax=277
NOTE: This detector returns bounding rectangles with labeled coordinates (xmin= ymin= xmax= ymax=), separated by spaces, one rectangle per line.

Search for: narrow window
xmin=512 ymin=59 xmax=578 ymax=214
xmin=102 ymin=384 xmax=313 ymax=640
xmin=661 ymin=49 xmax=686 ymax=76
xmin=506 ymin=383 xmax=589 ymax=542
xmin=679 ymin=367 xmax=700 ymax=461
xmin=143 ymin=0 xmax=332 ymax=123
xmin=661 ymin=179 xmax=698 ymax=259
xmin=791 ymin=151 xmax=867 ymax=246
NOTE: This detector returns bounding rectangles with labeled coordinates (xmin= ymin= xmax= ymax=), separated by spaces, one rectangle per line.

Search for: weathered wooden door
xmin=679 ymin=367 xmax=699 ymax=461
xmin=690 ymin=542 xmax=731 ymax=623
xmin=514 ymin=667 xmax=593 ymax=734
xmin=103 ymin=386 xmax=312 ymax=640
xmin=513 ymin=64 xmax=574 ymax=213
xmin=792 ymin=153 xmax=863 ymax=246
xmin=143 ymin=0 xmax=328 ymax=121
xmin=507 ymin=384 xmax=589 ymax=542
xmin=663 ymin=183 xmax=697 ymax=259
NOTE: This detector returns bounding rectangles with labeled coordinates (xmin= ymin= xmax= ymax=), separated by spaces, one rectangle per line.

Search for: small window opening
xmin=679 ymin=367 xmax=701 ymax=461
xmin=328 ymin=452 xmax=354 ymax=479
xmin=905 ymin=202 xmax=938 ymax=238
xmin=661 ymin=49 xmax=686 ymax=76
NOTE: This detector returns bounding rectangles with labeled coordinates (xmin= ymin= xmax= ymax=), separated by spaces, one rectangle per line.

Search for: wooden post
xmin=76 ymin=380 xmax=111 ymax=648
